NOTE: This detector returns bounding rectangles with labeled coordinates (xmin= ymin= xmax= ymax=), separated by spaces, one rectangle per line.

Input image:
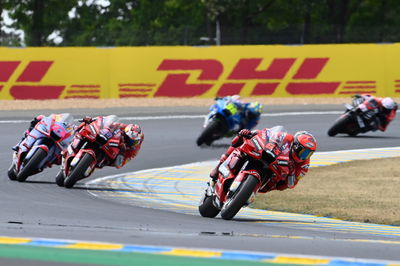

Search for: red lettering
xmin=10 ymin=85 xmax=65 ymax=99
xmin=155 ymin=59 xmax=223 ymax=97
xmin=286 ymin=82 xmax=340 ymax=95
xmin=339 ymin=90 xmax=376 ymax=95
xmin=157 ymin=59 xmax=222 ymax=80
xmin=155 ymin=74 xmax=214 ymax=97
xmin=228 ymin=58 xmax=295 ymax=80
xmin=292 ymin=58 xmax=329 ymax=79
xmin=119 ymin=94 xmax=148 ymax=98
xmin=217 ymin=83 xmax=245 ymax=97
xmin=17 ymin=61 xmax=53 ymax=82
xmin=0 ymin=61 xmax=20 ymax=82
xmin=251 ymin=83 xmax=279 ymax=95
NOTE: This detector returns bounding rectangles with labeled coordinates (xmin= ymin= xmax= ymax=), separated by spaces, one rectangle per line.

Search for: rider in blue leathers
xmin=220 ymin=95 xmax=263 ymax=132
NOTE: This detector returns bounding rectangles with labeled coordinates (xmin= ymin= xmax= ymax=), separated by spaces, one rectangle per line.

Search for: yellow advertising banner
xmin=0 ymin=44 xmax=399 ymax=100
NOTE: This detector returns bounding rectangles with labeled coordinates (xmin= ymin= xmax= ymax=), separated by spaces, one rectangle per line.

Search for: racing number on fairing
xmin=225 ymin=103 xmax=238 ymax=115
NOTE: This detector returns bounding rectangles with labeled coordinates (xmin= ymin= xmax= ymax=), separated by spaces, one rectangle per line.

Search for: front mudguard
xmin=17 ymin=138 xmax=55 ymax=172
xmin=65 ymin=149 xmax=97 ymax=177
xmin=229 ymin=170 xmax=262 ymax=195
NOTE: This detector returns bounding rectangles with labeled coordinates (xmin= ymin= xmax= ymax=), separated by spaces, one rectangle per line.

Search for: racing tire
xmin=199 ymin=195 xmax=220 ymax=218
xmin=55 ymin=170 xmax=65 ymax=187
xmin=196 ymin=119 xmax=221 ymax=146
xmin=17 ymin=148 xmax=47 ymax=182
xmin=64 ymin=153 xmax=93 ymax=189
xmin=220 ymin=175 xmax=258 ymax=220
xmin=8 ymin=163 xmax=17 ymax=181
xmin=327 ymin=114 xmax=355 ymax=137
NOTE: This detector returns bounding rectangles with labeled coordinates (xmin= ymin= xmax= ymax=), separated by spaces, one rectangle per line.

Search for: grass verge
xmin=252 ymin=157 xmax=400 ymax=225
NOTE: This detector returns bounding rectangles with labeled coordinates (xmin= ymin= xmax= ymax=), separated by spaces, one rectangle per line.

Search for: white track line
xmin=0 ymin=110 xmax=342 ymax=123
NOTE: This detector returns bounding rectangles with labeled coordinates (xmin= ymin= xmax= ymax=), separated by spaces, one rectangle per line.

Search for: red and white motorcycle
xmin=8 ymin=114 xmax=74 ymax=182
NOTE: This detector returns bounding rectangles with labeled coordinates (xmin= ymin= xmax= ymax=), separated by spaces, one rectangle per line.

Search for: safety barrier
xmin=0 ymin=43 xmax=399 ymax=100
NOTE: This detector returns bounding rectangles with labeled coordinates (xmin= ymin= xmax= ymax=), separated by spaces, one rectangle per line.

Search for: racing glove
xmin=238 ymin=129 xmax=254 ymax=139
xmin=79 ymin=116 xmax=94 ymax=124
xmin=28 ymin=116 xmax=43 ymax=131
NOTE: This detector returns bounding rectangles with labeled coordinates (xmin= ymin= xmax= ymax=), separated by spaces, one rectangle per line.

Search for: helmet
xmin=248 ymin=101 xmax=263 ymax=114
xmin=124 ymin=124 xmax=143 ymax=147
xmin=231 ymin=94 xmax=241 ymax=101
xmin=382 ymin=97 xmax=397 ymax=110
xmin=55 ymin=113 xmax=74 ymax=126
xmin=291 ymin=131 xmax=317 ymax=162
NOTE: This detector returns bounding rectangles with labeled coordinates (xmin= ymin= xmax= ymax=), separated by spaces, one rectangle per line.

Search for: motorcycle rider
xmin=209 ymin=128 xmax=317 ymax=191
xmin=76 ymin=116 xmax=144 ymax=169
xmin=112 ymin=122 xmax=144 ymax=168
xmin=218 ymin=95 xmax=263 ymax=131
xmin=12 ymin=113 xmax=75 ymax=158
xmin=352 ymin=94 xmax=397 ymax=132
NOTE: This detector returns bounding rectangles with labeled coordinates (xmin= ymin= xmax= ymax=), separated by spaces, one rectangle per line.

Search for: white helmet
xmin=56 ymin=113 xmax=74 ymax=125
xmin=231 ymin=94 xmax=241 ymax=101
xmin=382 ymin=97 xmax=396 ymax=110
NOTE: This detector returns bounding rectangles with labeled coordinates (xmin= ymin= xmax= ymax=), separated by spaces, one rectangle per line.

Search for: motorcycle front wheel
xmin=196 ymin=118 xmax=225 ymax=146
xmin=327 ymin=114 xmax=357 ymax=137
xmin=64 ymin=153 xmax=94 ymax=189
xmin=17 ymin=148 xmax=47 ymax=182
xmin=199 ymin=195 xmax=220 ymax=218
xmin=55 ymin=170 xmax=65 ymax=187
xmin=7 ymin=163 xmax=17 ymax=181
xmin=220 ymin=175 xmax=258 ymax=220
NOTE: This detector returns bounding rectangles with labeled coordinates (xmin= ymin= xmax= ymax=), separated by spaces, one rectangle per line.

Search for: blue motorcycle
xmin=197 ymin=98 xmax=243 ymax=146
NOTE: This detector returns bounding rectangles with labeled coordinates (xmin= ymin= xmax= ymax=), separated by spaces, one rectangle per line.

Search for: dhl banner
xmin=0 ymin=43 xmax=399 ymax=100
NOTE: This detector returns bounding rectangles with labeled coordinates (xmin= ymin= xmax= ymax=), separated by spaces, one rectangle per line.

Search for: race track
xmin=1 ymin=104 xmax=400 ymax=265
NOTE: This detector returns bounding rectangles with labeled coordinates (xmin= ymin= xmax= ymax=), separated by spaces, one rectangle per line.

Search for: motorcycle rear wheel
xmin=327 ymin=114 xmax=356 ymax=137
xmin=64 ymin=153 xmax=93 ymax=189
xmin=17 ymin=148 xmax=47 ymax=182
xmin=196 ymin=119 xmax=222 ymax=146
xmin=220 ymin=175 xmax=258 ymax=220
xmin=198 ymin=195 xmax=220 ymax=218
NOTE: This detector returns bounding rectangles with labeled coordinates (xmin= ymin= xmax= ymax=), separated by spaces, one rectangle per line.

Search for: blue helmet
xmin=247 ymin=101 xmax=263 ymax=114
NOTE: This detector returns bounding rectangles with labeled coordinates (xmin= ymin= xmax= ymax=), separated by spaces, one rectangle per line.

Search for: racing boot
xmin=209 ymin=152 xmax=230 ymax=187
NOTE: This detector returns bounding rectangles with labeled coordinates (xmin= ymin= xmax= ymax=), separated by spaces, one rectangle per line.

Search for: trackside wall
xmin=0 ymin=44 xmax=399 ymax=100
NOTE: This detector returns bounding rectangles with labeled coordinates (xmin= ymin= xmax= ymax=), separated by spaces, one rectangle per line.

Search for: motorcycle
xmin=327 ymin=98 xmax=379 ymax=137
xmin=196 ymin=97 xmax=243 ymax=146
xmin=56 ymin=115 xmax=121 ymax=188
xmin=198 ymin=126 xmax=291 ymax=220
xmin=8 ymin=115 xmax=75 ymax=182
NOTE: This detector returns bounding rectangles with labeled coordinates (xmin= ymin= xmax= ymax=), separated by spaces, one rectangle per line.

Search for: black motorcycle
xmin=327 ymin=99 xmax=379 ymax=137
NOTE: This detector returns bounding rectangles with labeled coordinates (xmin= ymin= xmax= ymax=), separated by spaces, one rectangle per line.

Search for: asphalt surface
xmin=1 ymin=104 xmax=400 ymax=264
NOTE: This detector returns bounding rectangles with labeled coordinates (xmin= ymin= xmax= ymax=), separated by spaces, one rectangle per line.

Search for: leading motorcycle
xmin=198 ymin=126 xmax=290 ymax=220
xmin=196 ymin=97 xmax=243 ymax=146
xmin=56 ymin=116 xmax=121 ymax=188
xmin=8 ymin=115 xmax=75 ymax=182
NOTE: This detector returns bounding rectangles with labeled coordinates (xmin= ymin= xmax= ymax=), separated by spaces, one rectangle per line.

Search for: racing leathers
xmin=210 ymin=128 xmax=310 ymax=192
xmin=352 ymin=94 xmax=397 ymax=132
xmin=219 ymin=96 xmax=261 ymax=131
xmin=75 ymin=116 xmax=143 ymax=169
xmin=112 ymin=122 xmax=144 ymax=168
xmin=12 ymin=114 xmax=75 ymax=160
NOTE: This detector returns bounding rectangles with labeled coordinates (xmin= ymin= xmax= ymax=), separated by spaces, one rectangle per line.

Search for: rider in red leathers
xmin=112 ymin=122 xmax=144 ymax=168
xmin=209 ymin=128 xmax=316 ymax=192
xmin=76 ymin=116 xmax=144 ymax=169
xmin=352 ymin=94 xmax=397 ymax=132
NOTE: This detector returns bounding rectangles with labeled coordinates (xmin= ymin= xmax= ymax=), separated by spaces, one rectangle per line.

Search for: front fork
xmin=228 ymin=171 xmax=261 ymax=206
